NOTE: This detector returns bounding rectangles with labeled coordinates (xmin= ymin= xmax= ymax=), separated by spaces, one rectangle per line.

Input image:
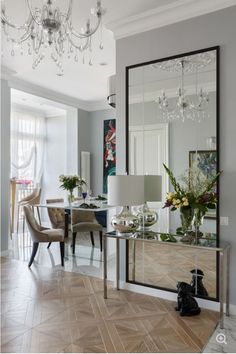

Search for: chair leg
xmin=47 ymin=242 xmax=52 ymax=249
xmin=72 ymin=232 xmax=77 ymax=254
xmin=90 ymin=232 xmax=95 ymax=247
xmin=23 ymin=216 xmax=25 ymax=235
xmin=60 ymin=242 xmax=64 ymax=266
xmin=36 ymin=206 xmax=41 ymax=225
xmin=99 ymin=231 xmax=103 ymax=252
xmin=28 ymin=242 xmax=39 ymax=267
xmin=17 ymin=205 xmax=20 ymax=234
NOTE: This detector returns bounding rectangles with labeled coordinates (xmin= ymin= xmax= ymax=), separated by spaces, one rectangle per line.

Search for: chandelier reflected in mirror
xmin=156 ymin=52 xmax=216 ymax=122
xmin=1 ymin=0 xmax=106 ymax=74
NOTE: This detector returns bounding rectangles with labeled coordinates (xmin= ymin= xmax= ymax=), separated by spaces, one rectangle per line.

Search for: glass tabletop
xmin=104 ymin=230 xmax=229 ymax=251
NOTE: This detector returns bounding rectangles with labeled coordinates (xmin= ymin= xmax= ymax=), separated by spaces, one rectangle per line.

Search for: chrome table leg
xmin=116 ymin=238 xmax=120 ymax=290
xmin=219 ymin=250 xmax=224 ymax=329
xmin=103 ymin=235 xmax=107 ymax=299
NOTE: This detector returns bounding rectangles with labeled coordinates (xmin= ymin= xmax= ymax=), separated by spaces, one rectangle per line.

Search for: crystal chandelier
xmin=156 ymin=52 xmax=215 ymax=122
xmin=1 ymin=0 xmax=105 ymax=74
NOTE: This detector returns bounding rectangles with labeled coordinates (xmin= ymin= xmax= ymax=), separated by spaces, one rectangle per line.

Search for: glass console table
xmin=103 ymin=230 xmax=230 ymax=329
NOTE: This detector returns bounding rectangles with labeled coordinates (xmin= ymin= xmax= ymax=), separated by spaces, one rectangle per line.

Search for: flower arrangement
xmin=59 ymin=175 xmax=86 ymax=194
xmin=163 ymin=164 xmax=221 ymax=214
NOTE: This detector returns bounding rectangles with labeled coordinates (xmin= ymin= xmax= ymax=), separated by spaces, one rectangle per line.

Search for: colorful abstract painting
xmin=103 ymin=119 xmax=116 ymax=194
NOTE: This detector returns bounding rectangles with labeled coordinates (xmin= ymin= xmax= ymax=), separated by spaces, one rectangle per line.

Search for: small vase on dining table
xmin=68 ymin=191 xmax=75 ymax=205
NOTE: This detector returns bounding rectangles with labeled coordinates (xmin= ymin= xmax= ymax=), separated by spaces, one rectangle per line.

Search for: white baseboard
xmin=120 ymin=281 xmax=236 ymax=315
xmin=229 ymin=303 xmax=236 ymax=315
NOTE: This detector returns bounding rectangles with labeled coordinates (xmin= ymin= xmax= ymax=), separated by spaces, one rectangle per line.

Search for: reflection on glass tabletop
xmin=104 ymin=229 xmax=228 ymax=249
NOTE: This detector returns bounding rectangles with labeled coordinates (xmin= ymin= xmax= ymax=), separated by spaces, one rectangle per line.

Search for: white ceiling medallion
xmin=107 ymin=0 xmax=236 ymax=39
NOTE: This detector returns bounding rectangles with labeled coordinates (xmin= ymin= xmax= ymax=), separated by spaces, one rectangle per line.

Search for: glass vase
xmin=180 ymin=206 xmax=194 ymax=242
xmin=193 ymin=208 xmax=206 ymax=235
xmin=68 ymin=191 xmax=75 ymax=205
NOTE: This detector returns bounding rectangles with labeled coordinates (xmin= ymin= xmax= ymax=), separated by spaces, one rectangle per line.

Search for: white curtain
xmin=11 ymin=110 xmax=46 ymax=185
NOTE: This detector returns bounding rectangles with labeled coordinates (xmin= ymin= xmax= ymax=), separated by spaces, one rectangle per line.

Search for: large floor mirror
xmin=126 ymin=47 xmax=219 ymax=300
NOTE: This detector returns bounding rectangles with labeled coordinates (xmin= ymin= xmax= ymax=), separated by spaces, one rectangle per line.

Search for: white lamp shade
xmin=144 ymin=175 xmax=162 ymax=202
xmin=108 ymin=175 xmax=144 ymax=206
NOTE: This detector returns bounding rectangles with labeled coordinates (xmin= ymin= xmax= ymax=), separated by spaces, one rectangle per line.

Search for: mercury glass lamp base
xmin=111 ymin=206 xmax=140 ymax=234
xmin=136 ymin=202 xmax=158 ymax=231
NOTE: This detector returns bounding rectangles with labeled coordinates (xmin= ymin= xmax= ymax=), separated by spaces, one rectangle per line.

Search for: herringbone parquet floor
xmin=1 ymin=256 xmax=218 ymax=353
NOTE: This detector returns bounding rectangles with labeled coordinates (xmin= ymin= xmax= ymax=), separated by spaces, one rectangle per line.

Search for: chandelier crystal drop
xmin=156 ymin=53 xmax=215 ymax=122
xmin=1 ymin=0 xmax=106 ymax=74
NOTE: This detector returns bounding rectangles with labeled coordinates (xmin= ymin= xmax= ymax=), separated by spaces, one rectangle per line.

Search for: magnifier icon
xmin=216 ymin=333 xmax=227 ymax=345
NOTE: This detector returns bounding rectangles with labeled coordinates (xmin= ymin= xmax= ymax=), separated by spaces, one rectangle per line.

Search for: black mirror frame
xmin=125 ymin=46 xmax=220 ymax=301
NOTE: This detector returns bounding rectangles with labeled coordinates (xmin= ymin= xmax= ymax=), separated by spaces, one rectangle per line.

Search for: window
xmin=11 ymin=110 xmax=46 ymax=185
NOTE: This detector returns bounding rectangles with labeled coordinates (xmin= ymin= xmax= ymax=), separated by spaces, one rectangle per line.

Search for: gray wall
xmin=78 ymin=108 xmax=90 ymax=176
xmin=88 ymin=108 xmax=116 ymax=197
xmin=0 ymin=80 xmax=10 ymax=252
xmin=116 ymin=7 xmax=236 ymax=305
xmin=66 ymin=107 xmax=78 ymax=175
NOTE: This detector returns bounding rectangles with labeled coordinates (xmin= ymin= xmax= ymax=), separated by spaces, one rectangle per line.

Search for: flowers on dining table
xmin=163 ymin=164 xmax=220 ymax=213
xmin=59 ymin=174 xmax=86 ymax=193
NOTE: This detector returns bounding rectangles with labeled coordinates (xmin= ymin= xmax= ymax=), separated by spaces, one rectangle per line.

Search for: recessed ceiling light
xmin=99 ymin=62 xmax=108 ymax=66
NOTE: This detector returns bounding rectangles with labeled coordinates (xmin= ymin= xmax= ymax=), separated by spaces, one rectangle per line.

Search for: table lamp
xmin=136 ymin=175 xmax=162 ymax=230
xmin=108 ymin=175 xmax=145 ymax=234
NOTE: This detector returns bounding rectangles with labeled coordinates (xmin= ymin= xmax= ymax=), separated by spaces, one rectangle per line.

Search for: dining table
xmin=37 ymin=200 xmax=113 ymax=238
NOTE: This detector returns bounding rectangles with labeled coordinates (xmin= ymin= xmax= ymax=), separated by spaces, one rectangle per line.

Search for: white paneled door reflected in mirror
xmin=126 ymin=47 xmax=219 ymax=300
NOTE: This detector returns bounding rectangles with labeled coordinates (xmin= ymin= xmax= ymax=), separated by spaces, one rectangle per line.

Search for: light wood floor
xmin=1 ymin=256 xmax=218 ymax=353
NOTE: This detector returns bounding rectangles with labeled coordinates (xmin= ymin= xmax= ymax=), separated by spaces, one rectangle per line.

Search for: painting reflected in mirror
xmin=126 ymin=47 xmax=219 ymax=300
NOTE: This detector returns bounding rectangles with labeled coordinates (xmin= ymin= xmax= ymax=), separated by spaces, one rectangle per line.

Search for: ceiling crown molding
xmin=106 ymin=0 xmax=236 ymax=39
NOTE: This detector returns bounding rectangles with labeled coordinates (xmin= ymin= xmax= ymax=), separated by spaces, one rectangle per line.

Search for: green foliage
xmin=163 ymin=163 xmax=222 ymax=212
xmin=160 ymin=233 xmax=177 ymax=242
xmin=59 ymin=175 xmax=86 ymax=193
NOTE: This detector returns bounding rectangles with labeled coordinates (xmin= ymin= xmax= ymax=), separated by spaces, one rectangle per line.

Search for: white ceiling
xmin=11 ymin=89 xmax=67 ymax=117
xmin=1 ymin=0 xmax=236 ymax=111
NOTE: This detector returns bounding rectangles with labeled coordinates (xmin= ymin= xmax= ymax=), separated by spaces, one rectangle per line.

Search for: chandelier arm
xmin=26 ymin=0 xmax=42 ymax=26
xmin=68 ymin=34 xmax=90 ymax=51
xmin=69 ymin=16 xmax=102 ymax=39
xmin=3 ymin=23 xmax=32 ymax=44
xmin=65 ymin=0 xmax=73 ymax=22
xmin=1 ymin=11 xmax=32 ymax=30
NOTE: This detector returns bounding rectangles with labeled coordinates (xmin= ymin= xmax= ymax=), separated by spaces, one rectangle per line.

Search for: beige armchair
xmin=46 ymin=198 xmax=70 ymax=249
xmin=23 ymin=205 xmax=64 ymax=267
xmin=72 ymin=210 xmax=103 ymax=254
xmin=46 ymin=198 xmax=65 ymax=229
xmin=17 ymin=188 xmax=41 ymax=234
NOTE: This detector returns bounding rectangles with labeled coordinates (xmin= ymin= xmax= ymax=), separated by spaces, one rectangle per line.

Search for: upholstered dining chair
xmin=17 ymin=188 xmax=41 ymax=234
xmin=46 ymin=198 xmax=65 ymax=229
xmin=71 ymin=210 xmax=103 ymax=254
xmin=46 ymin=198 xmax=67 ymax=249
xmin=23 ymin=205 xmax=64 ymax=267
